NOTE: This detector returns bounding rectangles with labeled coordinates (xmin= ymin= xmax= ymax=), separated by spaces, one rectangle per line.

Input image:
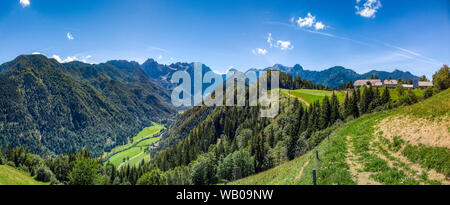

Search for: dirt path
xmin=117 ymin=151 xmax=145 ymax=170
xmin=285 ymin=92 xmax=310 ymax=107
xmin=345 ymin=136 xmax=381 ymax=185
xmin=295 ymin=158 xmax=311 ymax=180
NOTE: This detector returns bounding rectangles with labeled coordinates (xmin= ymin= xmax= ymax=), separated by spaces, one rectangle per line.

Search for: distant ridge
xmin=256 ymin=64 xmax=419 ymax=88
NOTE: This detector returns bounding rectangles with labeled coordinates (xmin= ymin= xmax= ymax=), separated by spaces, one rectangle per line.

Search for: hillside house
xmin=418 ymin=81 xmax=433 ymax=89
xmin=401 ymin=84 xmax=414 ymax=89
xmin=353 ymin=79 xmax=383 ymax=88
xmin=383 ymin=80 xmax=398 ymax=88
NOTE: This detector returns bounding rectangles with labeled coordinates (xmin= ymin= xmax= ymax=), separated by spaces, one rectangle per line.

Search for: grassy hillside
xmin=105 ymin=122 xmax=164 ymax=168
xmin=280 ymin=89 xmax=345 ymax=106
xmin=280 ymin=88 xmax=424 ymax=107
xmin=0 ymin=165 xmax=45 ymax=185
xmin=232 ymin=89 xmax=449 ymax=185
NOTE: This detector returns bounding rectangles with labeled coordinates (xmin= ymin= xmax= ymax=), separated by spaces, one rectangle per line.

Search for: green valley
xmin=104 ymin=122 xmax=165 ymax=168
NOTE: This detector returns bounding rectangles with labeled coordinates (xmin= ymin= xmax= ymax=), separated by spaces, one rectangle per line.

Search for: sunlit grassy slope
xmin=0 ymin=165 xmax=45 ymax=185
xmin=232 ymin=89 xmax=449 ymax=185
xmin=280 ymin=88 xmax=424 ymax=107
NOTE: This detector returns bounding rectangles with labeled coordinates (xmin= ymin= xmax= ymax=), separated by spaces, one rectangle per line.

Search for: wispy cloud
xmin=264 ymin=20 xmax=442 ymax=67
xmin=67 ymin=32 xmax=74 ymax=40
xmin=356 ymin=0 xmax=382 ymax=18
xmin=19 ymin=0 xmax=30 ymax=8
xmin=380 ymin=42 xmax=442 ymax=66
xmin=149 ymin=46 xmax=169 ymax=53
xmin=252 ymin=48 xmax=268 ymax=55
xmin=267 ymin=33 xmax=274 ymax=48
xmin=52 ymin=55 xmax=93 ymax=64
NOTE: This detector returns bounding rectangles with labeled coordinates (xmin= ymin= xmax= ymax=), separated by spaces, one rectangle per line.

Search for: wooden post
xmin=312 ymin=169 xmax=317 ymax=185
xmin=316 ymin=150 xmax=319 ymax=161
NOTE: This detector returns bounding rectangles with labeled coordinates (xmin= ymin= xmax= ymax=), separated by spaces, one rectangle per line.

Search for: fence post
xmin=312 ymin=169 xmax=317 ymax=185
xmin=315 ymin=150 xmax=320 ymax=161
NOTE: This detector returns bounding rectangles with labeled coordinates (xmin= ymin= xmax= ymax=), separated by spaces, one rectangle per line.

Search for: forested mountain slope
xmin=0 ymin=55 xmax=176 ymax=157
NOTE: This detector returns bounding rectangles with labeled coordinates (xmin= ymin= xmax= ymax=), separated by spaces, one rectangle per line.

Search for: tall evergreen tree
xmin=343 ymin=92 xmax=351 ymax=118
xmin=330 ymin=92 xmax=340 ymax=124
xmin=381 ymin=87 xmax=390 ymax=104
xmin=319 ymin=96 xmax=331 ymax=129
xmin=351 ymin=89 xmax=360 ymax=118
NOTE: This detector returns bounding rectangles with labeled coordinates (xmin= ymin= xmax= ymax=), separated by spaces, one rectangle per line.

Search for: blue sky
xmin=0 ymin=0 xmax=448 ymax=78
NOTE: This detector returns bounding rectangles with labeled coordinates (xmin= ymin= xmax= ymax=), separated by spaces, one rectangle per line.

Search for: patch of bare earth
xmin=377 ymin=116 xmax=450 ymax=148
xmin=295 ymin=158 xmax=311 ymax=180
xmin=376 ymin=117 xmax=450 ymax=184
xmin=345 ymin=136 xmax=381 ymax=185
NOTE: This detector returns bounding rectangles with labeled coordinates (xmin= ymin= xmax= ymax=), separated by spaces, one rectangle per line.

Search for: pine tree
xmin=381 ymin=87 xmax=390 ymax=104
xmin=344 ymin=92 xmax=351 ymax=118
xmin=319 ymin=96 xmax=331 ymax=129
xmin=330 ymin=92 xmax=340 ymax=125
xmin=351 ymin=89 xmax=360 ymax=118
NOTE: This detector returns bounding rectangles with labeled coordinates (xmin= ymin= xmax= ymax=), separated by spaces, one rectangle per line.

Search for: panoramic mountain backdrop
xmin=259 ymin=64 xmax=419 ymax=88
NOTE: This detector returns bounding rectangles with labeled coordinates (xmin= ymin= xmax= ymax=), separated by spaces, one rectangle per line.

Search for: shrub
xmin=137 ymin=168 xmax=167 ymax=185
xmin=35 ymin=165 xmax=53 ymax=182
xmin=423 ymin=87 xmax=434 ymax=99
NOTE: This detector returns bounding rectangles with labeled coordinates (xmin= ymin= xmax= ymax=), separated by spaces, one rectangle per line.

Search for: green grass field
xmin=232 ymin=89 xmax=449 ymax=185
xmin=280 ymin=88 xmax=425 ymax=107
xmin=280 ymin=89 xmax=345 ymax=106
xmin=105 ymin=122 xmax=164 ymax=168
xmin=0 ymin=165 xmax=45 ymax=185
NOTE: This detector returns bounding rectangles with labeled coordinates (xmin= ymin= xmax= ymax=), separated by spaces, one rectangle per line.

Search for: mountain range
xmin=141 ymin=59 xmax=420 ymax=90
xmin=259 ymin=64 xmax=420 ymax=88
xmin=0 ymin=55 xmax=176 ymax=157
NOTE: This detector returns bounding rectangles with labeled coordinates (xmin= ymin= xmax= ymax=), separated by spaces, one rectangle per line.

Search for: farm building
xmin=383 ymin=80 xmax=398 ymax=88
xmin=353 ymin=79 xmax=383 ymax=88
xmin=418 ymin=81 xmax=433 ymax=89
xmin=401 ymin=84 xmax=414 ymax=89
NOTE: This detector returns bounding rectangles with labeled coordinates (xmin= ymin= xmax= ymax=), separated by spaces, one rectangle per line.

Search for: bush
xmin=137 ymin=168 xmax=167 ymax=185
xmin=50 ymin=176 xmax=61 ymax=185
xmin=6 ymin=161 xmax=15 ymax=167
xmin=68 ymin=157 xmax=102 ymax=185
xmin=35 ymin=165 xmax=53 ymax=182
xmin=433 ymin=65 xmax=450 ymax=92
xmin=423 ymin=87 xmax=434 ymax=99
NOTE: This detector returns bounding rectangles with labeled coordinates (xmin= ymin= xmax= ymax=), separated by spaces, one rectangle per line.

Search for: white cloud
xmin=67 ymin=32 xmax=74 ymax=40
xmin=276 ymin=40 xmax=294 ymax=50
xmin=252 ymin=48 xmax=268 ymax=55
xmin=52 ymin=55 xmax=93 ymax=64
xmin=296 ymin=13 xmax=316 ymax=28
xmin=294 ymin=13 xmax=326 ymax=30
xmin=19 ymin=0 xmax=30 ymax=8
xmin=315 ymin=22 xmax=325 ymax=30
xmin=267 ymin=33 xmax=273 ymax=47
xmin=356 ymin=0 xmax=382 ymax=18
xmin=157 ymin=55 xmax=163 ymax=60
xmin=32 ymin=52 xmax=41 ymax=55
